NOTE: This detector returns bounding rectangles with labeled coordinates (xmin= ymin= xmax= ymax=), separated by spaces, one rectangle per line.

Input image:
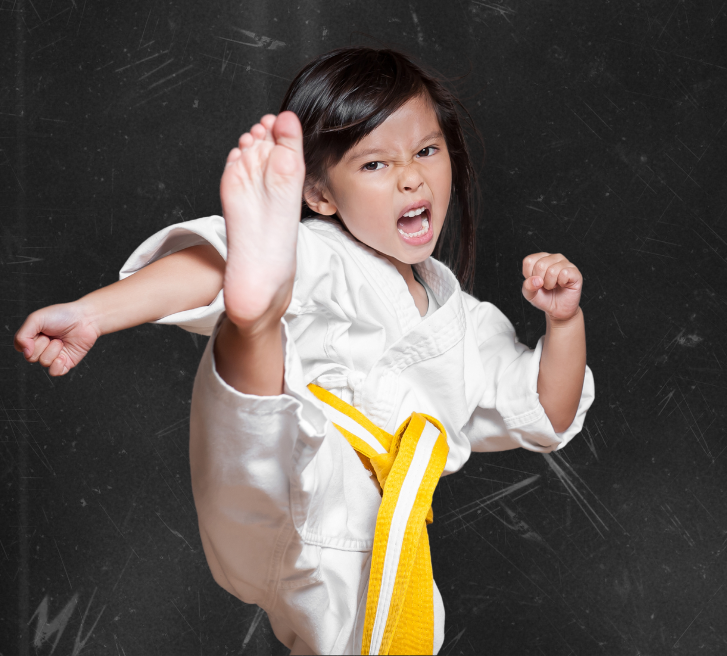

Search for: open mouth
xmin=396 ymin=206 xmax=430 ymax=239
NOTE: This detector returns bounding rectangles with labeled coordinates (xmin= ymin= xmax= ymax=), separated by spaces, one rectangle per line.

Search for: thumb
xmin=13 ymin=333 xmax=33 ymax=356
xmin=14 ymin=312 xmax=44 ymax=358
xmin=522 ymin=276 xmax=543 ymax=302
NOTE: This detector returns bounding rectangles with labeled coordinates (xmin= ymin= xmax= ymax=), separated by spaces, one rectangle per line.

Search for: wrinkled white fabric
xmin=120 ymin=215 xmax=595 ymax=654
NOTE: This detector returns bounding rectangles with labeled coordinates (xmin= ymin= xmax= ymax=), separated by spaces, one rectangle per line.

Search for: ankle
xmin=226 ymin=290 xmax=291 ymax=333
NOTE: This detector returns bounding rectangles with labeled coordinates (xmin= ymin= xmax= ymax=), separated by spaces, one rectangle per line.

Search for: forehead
xmin=347 ymin=95 xmax=442 ymax=158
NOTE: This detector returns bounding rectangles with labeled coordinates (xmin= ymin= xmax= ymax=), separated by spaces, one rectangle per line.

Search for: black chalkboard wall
xmin=3 ymin=0 xmax=726 ymax=654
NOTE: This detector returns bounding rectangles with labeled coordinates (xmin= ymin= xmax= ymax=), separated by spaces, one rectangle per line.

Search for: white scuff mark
xmin=242 ymin=607 xmax=266 ymax=652
xmin=409 ymin=4 xmax=424 ymax=45
xmin=543 ymin=452 xmax=628 ymax=538
xmin=219 ymin=28 xmax=286 ymax=50
xmin=440 ymin=474 xmax=541 ymax=526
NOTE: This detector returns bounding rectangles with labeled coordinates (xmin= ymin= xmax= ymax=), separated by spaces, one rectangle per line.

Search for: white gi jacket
xmin=120 ymin=216 xmax=595 ymax=655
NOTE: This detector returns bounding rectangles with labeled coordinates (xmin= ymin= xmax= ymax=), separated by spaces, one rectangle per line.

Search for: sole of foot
xmin=220 ymin=111 xmax=306 ymax=327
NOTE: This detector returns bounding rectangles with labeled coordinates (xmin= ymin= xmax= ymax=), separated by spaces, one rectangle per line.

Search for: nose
xmin=397 ymin=160 xmax=424 ymax=193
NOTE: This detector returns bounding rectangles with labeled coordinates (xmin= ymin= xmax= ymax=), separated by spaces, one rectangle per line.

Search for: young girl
xmin=16 ymin=48 xmax=594 ymax=655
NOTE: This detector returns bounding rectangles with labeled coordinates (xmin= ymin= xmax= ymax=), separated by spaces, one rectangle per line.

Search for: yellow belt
xmin=307 ymin=384 xmax=449 ymax=655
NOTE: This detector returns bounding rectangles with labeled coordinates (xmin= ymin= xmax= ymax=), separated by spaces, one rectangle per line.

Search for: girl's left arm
xmin=521 ymin=253 xmax=587 ymax=433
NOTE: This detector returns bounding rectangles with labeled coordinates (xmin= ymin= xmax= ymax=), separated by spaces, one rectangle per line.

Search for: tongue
xmin=397 ymin=213 xmax=424 ymax=233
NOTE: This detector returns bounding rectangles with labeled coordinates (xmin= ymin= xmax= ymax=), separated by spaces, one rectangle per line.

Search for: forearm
xmin=537 ymin=307 xmax=586 ymax=433
xmin=79 ymin=244 xmax=224 ymax=336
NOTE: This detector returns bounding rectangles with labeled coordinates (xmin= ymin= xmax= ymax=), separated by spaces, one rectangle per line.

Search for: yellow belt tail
xmin=307 ymin=384 xmax=448 ymax=655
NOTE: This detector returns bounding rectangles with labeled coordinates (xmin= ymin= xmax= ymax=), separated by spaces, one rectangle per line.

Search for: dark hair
xmin=279 ymin=47 xmax=479 ymax=292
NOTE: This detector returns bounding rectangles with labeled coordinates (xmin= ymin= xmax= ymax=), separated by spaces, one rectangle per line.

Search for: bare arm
xmin=521 ymin=252 xmax=587 ymax=433
xmin=83 ymin=244 xmax=224 ymax=335
xmin=14 ymin=244 xmax=224 ymax=376
xmin=537 ymin=308 xmax=586 ymax=433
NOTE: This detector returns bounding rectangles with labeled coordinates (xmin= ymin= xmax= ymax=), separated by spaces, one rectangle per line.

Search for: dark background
xmin=2 ymin=0 xmax=726 ymax=654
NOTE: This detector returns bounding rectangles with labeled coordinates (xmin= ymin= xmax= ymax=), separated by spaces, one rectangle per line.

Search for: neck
xmin=383 ymin=255 xmax=415 ymax=286
xmin=384 ymin=254 xmax=429 ymax=316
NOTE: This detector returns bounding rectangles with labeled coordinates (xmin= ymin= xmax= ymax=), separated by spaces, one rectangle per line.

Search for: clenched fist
xmin=521 ymin=252 xmax=582 ymax=322
xmin=14 ymin=302 xmax=100 ymax=377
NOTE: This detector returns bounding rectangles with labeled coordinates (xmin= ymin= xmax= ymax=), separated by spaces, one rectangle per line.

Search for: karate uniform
xmin=120 ymin=215 xmax=595 ymax=655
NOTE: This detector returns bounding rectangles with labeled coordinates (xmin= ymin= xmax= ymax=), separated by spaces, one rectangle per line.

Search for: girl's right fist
xmin=14 ymin=302 xmax=101 ymax=377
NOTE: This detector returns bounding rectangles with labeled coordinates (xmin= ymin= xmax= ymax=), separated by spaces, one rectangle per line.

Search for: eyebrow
xmin=346 ymin=130 xmax=445 ymax=163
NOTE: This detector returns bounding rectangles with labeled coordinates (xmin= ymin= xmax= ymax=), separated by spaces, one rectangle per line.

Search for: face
xmin=304 ymin=95 xmax=452 ymax=274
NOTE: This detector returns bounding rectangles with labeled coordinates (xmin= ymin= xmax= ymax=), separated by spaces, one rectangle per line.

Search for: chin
xmin=401 ymin=245 xmax=436 ymax=265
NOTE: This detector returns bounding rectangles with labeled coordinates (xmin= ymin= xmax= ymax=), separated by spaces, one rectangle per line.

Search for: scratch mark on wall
xmin=581 ymin=425 xmax=599 ymax=460
xmin=442 ymin=627 xmax=467 ymax=653
xmin=241 ymin=606 xmax=265 ymax=652
xmin=155 ymin=416 xmax=188 ymax=437
xmin=470 ymin=0 xmax=516 ymax=24
xmin=409 ymin=4 xmax=425 ymax=45
xmin=98 ymin=502 xmax=140 ymax=558
xmin=115 ymin=52 xmax=161 ymax=73
xmin=6 ymin=254 xmax=44 ymax=265
xmin=673 ymin=584 xmax=724 ymax=647
xmin=155 ymin=511 xmax=196 ymax=552
xmin=497 ymin=502 xmax=556 ymax=551
xmin=139 ymin=8 xmax=153 ymax=49
xmin=219 ymin=28 xmax=286 ymax=50
xmin=30 ymin=593 xmax=78 ymax=653
xmin=661 ymin=503 xmax=695 ymax=546
xmin=542 ymin=452 xmax=627 ymax=537
xmin=441 ymin=474 xmax=540 ymax=527
xmin=201 ymin=54 xmax=290 ymax=81
xmin=52 ymin=537 xmax=72 ymax=590
xmin=112 ymin=551 xmax=135 ymax=592
xmin=138 ymin=58 xmax=174 ymax=81
xmin=171 ymin=600 xmax=200 ymax=642
xmin=146 ymin=64 xmax=195 ymax=90
xmin=29 ymin=589 xmax=105 ymax=655
xmin=71 ymin=589 xmax=106 ymax=656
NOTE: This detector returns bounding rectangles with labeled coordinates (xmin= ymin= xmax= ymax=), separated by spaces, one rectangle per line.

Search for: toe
xmin=272 ymin=111 xmax=303 ymax=154
xmin=260 ymin=114 xmax=276 ymax=141
xmin=238 ymin=133 xmax=254 ymax=151
xmin=250 ymin=123 xmax=266 ymax=140
xmin=226 ymin=147 xmax=242 ymax=164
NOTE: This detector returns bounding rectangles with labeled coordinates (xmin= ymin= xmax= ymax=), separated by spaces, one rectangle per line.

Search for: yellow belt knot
xmin=307 ymin=384 xmax=448 ymax=655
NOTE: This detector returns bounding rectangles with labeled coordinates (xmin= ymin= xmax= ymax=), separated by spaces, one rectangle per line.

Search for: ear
xmin=303 ymin=183 xmax=338 ymax=216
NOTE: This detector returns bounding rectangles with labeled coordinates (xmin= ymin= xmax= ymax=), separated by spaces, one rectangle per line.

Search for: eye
xmin=362 ymin=161 xmax=385 ymax=171
xmin=417 ymin=146 xmax=438 ymax=158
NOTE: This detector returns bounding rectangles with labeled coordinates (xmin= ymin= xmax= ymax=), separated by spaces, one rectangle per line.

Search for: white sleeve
xmin=463 ymin=296 xmax=595 ymax=453
xmin=118 ymin=215 xmax=228 ymax=336
xmin=189 ymin=316 xmax=330 ymax=608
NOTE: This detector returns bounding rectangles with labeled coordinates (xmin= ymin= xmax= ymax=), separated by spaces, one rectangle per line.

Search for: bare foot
xmin=220 ymin=112 xmax=305 ymax=327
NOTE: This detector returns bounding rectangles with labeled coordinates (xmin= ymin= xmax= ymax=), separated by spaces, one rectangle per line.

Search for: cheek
xmin=336 ymin=180 xmax=387 ymax=222
xmin=336 ymin=193 xmax=389 ymax=242
xmin=433 ymin=162 xmax=453 ymax=208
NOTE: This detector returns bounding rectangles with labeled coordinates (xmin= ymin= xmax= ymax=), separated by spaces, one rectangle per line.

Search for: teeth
xmin=398 ymin=217 xmax=429 ymax=238
xmin=402 ymin=207 xmax=426 ymax=218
